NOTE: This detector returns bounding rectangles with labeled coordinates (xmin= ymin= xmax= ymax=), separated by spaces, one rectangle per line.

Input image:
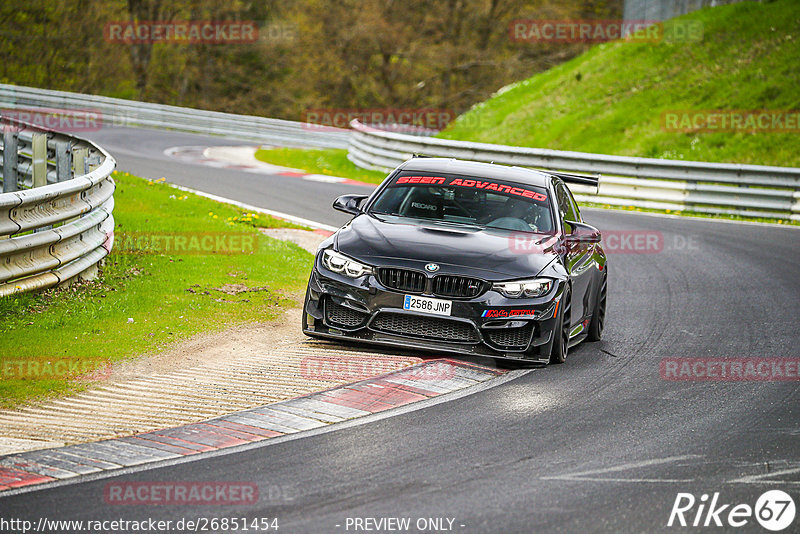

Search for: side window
xmin=555 ymin=182 xmax=579 ymax=222
xmin=564 ymin=184 xmax=582 ymax=222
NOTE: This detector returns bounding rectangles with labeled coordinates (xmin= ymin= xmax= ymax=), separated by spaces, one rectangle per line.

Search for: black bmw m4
xmin=302 ymin=158 xmax=607 ymax=365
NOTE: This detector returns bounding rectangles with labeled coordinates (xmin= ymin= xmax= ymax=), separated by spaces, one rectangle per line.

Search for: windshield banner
xmin=393 ymin=175 xmax=548 ymax=202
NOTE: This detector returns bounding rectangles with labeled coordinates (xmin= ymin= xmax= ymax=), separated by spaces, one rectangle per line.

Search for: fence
xmin=0 ymin=84 xmax=349 ymax=149
xmin=623 ymin=0 xmax=751 ymax=22
xmin=347 ymin=121 xmax=800 ymax=221
xmin=4 ymin=84 xmax=797 ymax=222
xmin=0 ymin=117 xmax=115 ymax=296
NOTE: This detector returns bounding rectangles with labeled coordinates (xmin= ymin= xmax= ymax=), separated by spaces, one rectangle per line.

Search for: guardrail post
xmin=31 ymin=133 xmax=47 ymax=188
xmin=86 ymin=150 xmax=101 ymax=172
xmin=56 ymin=141 xmax=72 ymax=182
xmin=64 ymin=147 xmax=90 ymax=226
xmin=31 ymin=133 xmax=49 ymax=232
xmin=73 ymin=147 xmax=88 ymax=176
xmin=2 ymin=129 xmax=18 ymax=192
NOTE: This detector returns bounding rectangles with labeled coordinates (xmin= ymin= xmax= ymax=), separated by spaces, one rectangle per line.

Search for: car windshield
xmin=369 ymin=172 xmax=554 ymax=234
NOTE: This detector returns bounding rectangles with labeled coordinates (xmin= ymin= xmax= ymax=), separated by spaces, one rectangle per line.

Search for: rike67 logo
xmin=668 ymin=490 xmax=796 ymax=531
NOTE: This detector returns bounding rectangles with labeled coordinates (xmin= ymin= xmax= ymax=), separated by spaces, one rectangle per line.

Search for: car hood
xmin=334 ymin=215 xmax=560 ymax=280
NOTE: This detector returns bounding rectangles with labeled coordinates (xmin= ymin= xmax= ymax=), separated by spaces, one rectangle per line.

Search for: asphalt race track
xmin=2 ymin=126 xmax=799 ymax=533
xmin=86 ymin=127 xmax=366 ymax=228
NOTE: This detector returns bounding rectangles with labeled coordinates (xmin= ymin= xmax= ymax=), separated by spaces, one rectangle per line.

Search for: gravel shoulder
xmin=0 ymin=230 xmax=421 ymax=456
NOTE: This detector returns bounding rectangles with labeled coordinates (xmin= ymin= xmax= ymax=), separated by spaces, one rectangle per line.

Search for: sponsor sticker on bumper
xmin=403 ymin=295 xmax=452 ymax=316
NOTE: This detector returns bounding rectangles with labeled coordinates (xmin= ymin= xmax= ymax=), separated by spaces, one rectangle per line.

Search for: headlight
xmin=322 ymin=249 xmax=373 ymax=278
xmin=493 ymin=278 xmax=552 ymax=298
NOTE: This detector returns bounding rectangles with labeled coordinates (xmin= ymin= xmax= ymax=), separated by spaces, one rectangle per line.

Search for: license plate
xmin=403 ymin=295 xmax=452 ymax=316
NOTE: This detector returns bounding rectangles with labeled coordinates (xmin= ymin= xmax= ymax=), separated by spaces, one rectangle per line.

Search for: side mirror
xmin=566 ymin=221 xmax=601 ymax=243
xmin=333 ymin=194 xmax=368 ymax=215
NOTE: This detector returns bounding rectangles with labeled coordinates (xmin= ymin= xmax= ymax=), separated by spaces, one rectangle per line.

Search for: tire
xmin=301 ymin=281 xmax=317 ymax=336
xmin=586 ymin=269 xmax=607 ymax=342
xmin=549 ymin=287 xmax=571 ymax=364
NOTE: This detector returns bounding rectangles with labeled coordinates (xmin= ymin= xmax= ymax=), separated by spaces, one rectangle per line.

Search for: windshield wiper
xmin=371 ymin=212 xmax=485 ymax=229
xmin=370 ymin=211 xmax=401 ymax=217
xmin=419 ymin=219 xmax=484 ymax=230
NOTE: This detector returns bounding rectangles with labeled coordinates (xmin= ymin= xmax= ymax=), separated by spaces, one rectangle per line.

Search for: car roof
xmin=396 ymin=157 xmax=552 ymax=188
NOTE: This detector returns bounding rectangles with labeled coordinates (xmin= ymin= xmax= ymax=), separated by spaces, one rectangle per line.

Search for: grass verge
xmin=579 ymin=202 xmax=797 ymax=226
xmin=438 ymin=0 xmax=800 ymax=167
xmin=0 ymin=171 xmax=313 ymax=408
xmin=254 ymin=147 xmax=388 ymax=184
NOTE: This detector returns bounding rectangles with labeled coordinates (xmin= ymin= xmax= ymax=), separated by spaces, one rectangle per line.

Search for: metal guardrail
xmin=0 ymin=84 xmax=350 ymax=150
xmin=4 ymin=84 xmax=798 ymax=221
xmin=348 ymin=121 xmax=800 ymax=221
xmin=623 ymin=0 xmax=749 ymax=23
xmin=0 ymin=117 xmax=115 ymax=297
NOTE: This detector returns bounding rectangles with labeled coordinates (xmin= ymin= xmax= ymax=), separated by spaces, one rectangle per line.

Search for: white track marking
xmin=167 ymin=183 xmax=339 ymax=232
xmin=729 ymin=465 xmax=800 ymax=485
xmin=540 ymin=455 xmax=702 ymax=483
xmin=303 ymin=174 xmax=346 ymax=183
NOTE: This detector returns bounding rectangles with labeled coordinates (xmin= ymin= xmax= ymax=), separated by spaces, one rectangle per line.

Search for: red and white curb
xmin=164 ymin=145 xmax=376 ymax=188
xmin=0 ymin=359 xmax=503 ymax=493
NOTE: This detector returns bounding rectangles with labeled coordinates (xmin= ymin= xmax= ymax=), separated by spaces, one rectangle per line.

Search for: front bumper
xmin=302 ymin=265 xmax=566 ymax=364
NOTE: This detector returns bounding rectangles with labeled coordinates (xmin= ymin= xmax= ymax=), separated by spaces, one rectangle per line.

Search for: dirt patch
xmin=107 ymin=306 xmax=308 ymax=381
xmin=260 ymin=228 xmax=328 ymax=254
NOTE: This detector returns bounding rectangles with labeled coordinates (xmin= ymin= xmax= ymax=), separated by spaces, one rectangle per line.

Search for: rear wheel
xmin=586 ymin=270 xmax=607 ymax=342
xmin=549 ymin=288 xmax=571 ymax=364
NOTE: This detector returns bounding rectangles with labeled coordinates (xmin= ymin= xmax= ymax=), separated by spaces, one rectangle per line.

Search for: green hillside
xmin=439 ymin=0 xmax=800 ymax=167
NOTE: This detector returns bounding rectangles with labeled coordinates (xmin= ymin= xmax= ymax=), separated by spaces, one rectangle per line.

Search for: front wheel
xmin=549 ymin=288 xmax=571 ymax=364
xmin=586 ymin=269 xmax=607 ymax=342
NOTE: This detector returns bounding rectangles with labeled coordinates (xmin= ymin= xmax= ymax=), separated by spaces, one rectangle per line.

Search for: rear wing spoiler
xmin=545 ymin=170 xmax=600 ymax=187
